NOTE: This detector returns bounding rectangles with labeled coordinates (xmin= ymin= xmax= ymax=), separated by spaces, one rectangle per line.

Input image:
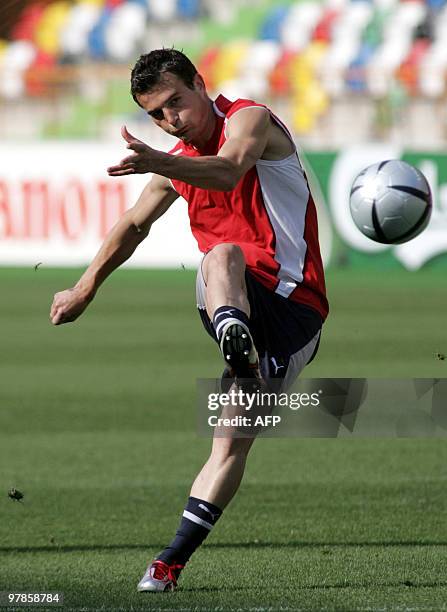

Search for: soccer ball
xmin=349 ymin=160 xmax=432 ymax=244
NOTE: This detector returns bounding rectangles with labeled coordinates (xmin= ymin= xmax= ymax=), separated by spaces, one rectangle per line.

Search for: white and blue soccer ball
xmin=349 ymin=160 xmax=432 ymax=245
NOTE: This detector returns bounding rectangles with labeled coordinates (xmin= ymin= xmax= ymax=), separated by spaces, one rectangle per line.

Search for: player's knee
xmin=207 ymin=243 xmax=245 ymax=276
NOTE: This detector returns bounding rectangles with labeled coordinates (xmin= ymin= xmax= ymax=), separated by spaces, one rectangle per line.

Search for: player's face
xmin=136 ymin=72 xmax=214 ymax=147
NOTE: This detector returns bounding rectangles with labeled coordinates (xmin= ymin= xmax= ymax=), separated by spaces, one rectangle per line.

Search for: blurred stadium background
xmin=1 ymin=0 xmax=447 ymax=143
xmin=0 ymin=0 xmax=446 ymax=269
xmin=1 ymin=1 xmax=447 ymax=610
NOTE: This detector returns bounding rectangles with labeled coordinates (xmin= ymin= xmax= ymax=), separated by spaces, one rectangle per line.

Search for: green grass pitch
xmin=1 ymin=266 xmax=446 ymax=611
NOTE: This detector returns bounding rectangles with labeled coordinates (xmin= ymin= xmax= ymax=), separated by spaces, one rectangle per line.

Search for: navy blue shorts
xmin=196 ymin=265 xmax=323 ymax=390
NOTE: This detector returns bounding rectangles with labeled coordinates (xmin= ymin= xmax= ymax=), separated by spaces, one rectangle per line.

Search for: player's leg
xmin=201 ymin=243 xmax=260 ymax=379
xmin=137 ymin=427 xmax=255 ymax=593
xmin=138 ymin=268 xmax=324 ymax=592
xmin=155 ymin=275 xmax=325 ymax=589
xmin=201 ymin=242 xmax=250 ymax=317
xmin=189 ymin=423 xmax=256 ymax=508
xmin=137 ymin=246 xmax=261 ymax=594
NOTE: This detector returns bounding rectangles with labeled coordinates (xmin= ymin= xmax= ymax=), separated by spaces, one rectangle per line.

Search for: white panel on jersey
xmin=256 ymin=152 xmax=310 ymax=292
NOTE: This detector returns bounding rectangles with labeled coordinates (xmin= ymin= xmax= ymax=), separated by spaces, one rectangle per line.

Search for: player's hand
xmin=107 ymin=126 xmax=160 ymax=176
xmin=50 ymin=287 xmax=93 ymax=325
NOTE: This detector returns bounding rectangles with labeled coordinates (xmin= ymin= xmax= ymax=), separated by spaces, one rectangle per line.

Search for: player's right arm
xmin=50 ymin=174 xmax=178 ymax=325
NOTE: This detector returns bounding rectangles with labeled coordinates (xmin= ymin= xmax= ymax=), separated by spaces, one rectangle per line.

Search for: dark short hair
xmin=130 ymin=49 xmax=198 ymax=106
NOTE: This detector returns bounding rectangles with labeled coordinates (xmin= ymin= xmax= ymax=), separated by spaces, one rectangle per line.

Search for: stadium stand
xmin=0 ymin=0 xmax=446 ymax=145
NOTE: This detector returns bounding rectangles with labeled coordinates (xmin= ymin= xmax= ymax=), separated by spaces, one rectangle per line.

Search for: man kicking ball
xmin=50 ymin=48 xmax=328 ymax=592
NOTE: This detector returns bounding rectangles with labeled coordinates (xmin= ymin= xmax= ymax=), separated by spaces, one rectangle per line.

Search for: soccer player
xmin=50 ymin=48 xmax=328 ymax=593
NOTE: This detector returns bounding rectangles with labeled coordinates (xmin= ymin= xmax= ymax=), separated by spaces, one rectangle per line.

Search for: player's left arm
xmin=107 ymin=108 xmax=271 ymax=191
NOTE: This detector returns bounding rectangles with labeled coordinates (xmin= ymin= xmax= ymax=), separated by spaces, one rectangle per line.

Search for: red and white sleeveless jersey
xmin=169 ymin=95 xmax=329 ymax=320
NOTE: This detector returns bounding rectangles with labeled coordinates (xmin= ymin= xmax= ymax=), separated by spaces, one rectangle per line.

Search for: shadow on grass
xmin=1 ymin=540 xmax=447 ymax=554
xmin=179 ymin=580 xmax=447 ymax=592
